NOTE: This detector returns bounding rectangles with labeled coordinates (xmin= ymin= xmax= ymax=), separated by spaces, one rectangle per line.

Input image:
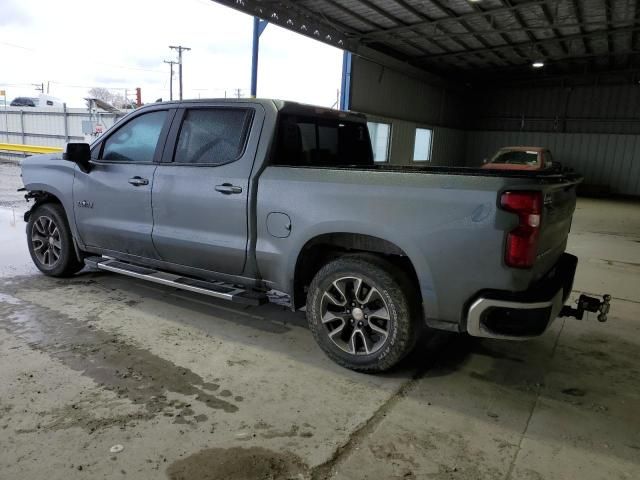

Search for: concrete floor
xmin=0 ymin=163 xmax=639 ymax=479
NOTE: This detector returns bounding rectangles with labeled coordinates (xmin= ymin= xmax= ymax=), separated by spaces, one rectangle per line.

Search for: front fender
xmin=21 ymin=155 xmax=80 ymax=242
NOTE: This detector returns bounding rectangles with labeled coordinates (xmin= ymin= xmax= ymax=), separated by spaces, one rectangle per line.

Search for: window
xmin=366 ymin=122 xmax=391 ymax=162
xmin=102 ymin=110 xmax=167 ymax=163
xmin=275 ymin=115 xmax=372 ymax=167
xmin=413 ymin=128 xmax=433 ymax=162
xmin=174 ymin=108 xmax=252 ymax=165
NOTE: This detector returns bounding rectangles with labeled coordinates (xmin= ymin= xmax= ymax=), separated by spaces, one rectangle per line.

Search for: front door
xmin=74 ymin=108 xmax=172 ymax=258
xmin=151 ymin=104 xmax=263 ymax=275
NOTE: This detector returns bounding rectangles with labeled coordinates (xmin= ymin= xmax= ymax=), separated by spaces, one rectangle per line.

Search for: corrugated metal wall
xmin=351 ymin=55 xmax=467 ymax=166
xmin=350 ymin=55 xmax=640 ymax=196
xmin=470 ymin=83 xmax=640 ymax=134
xmin=350 ymin=56 xmax=465 ymax=128
xmin=465 ymin=130 xmax=640 ymax=196
xmin=465 ymin=82 xmax=640 ymax=195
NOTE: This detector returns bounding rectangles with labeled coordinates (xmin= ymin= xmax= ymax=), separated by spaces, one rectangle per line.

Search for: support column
xmin=250 ymin=17 xmax=269 ymax=98
xmin=340 ymin=51 xmax=352 ymax=111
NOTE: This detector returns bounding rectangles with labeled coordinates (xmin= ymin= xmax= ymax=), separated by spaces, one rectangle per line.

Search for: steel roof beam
xmin=470 ymin=49 xmax=640 ymax=78
xmin=604 ymin=0 xmax=613 ymax=68
xmin=397 ymin=21 xmax=639 ymax=40
xmin=570 ymin=0 xmax=592 ymax=54
xmin=349 ymin=0 xmax=469 ymax=54
xmin=330 ymin=0 xmax=490 ymax=68
xmin=633 ymin=0 xmax=640 ymax=67
xmin=390 ymin=0 xmax=513 ymax=65
xmin=356 ymin=0 xmax=559 ymax=41
xmin=418 ymin=25 xmax=640 ymax=62
xmin=426 ymin=0 xmax=514 ymax=66
xmin=539 ymin=2 xmax=570 ymax=55
xmin=499 ymin=0 xmax=550 ymax=60
xmin=320 ymin=0 xmax=450 ymax=58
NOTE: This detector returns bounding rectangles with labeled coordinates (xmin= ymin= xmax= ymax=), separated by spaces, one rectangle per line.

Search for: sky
xmin=0 ymin=0 xmax=344 ymax=108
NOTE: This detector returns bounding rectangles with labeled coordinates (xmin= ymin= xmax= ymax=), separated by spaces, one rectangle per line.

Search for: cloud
xmin=92 ymin=75 xmax=130 ymax=86
xmin=0 ymin=0 xmax=342 ymax=107
xmin=0 ymin=1 xmax=30 ymax=27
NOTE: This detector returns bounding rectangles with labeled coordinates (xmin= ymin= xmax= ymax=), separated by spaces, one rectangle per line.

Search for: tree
xmin=87 ymin=87 xmax=132 ymax=109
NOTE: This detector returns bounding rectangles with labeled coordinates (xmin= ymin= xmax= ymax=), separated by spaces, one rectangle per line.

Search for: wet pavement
xmin=0 ymin=168 xmax=639 ymax=479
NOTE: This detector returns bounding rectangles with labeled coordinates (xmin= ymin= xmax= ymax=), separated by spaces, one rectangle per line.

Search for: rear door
xmin=151 ymin=103 xmax=264 ymax=275
xmin=74 ymin=108 xmax=174 ymax=257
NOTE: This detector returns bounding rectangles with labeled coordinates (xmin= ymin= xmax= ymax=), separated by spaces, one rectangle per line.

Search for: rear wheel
xmin=306 ymin=254 xmax=420 ymax=372
xmin=27 ymin=203 xmax=83 ymax=277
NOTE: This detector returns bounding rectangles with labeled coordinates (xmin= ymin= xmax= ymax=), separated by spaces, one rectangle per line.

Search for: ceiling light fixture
xmin=532 ymin=61 xmax=545 ymax=68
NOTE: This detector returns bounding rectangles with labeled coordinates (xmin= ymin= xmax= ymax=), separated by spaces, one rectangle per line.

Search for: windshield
xmin=489 ymin=150 xmax=539 ymax=166
xmin=10 ymin=97 xmax=37 ymax=107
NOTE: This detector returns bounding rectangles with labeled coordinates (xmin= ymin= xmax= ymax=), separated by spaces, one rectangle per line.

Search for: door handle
xmin=128 ymin=176 xmax=149 ymax=186
xmin=215 ymin=183 xmax=243 ymax=194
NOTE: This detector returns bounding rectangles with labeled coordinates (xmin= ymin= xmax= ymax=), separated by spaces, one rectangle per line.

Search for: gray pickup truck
xmin=19 ymin=99 xmax=610 ymax=372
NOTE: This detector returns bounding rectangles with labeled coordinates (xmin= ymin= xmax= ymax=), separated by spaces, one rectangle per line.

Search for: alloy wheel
xmin=320 ymin=276 xmax=391 ymax=355
xmin=31 ymin=215 xmax=62 ymax=267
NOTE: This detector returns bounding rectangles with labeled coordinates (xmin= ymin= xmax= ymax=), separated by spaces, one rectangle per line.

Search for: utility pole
xmin=163 ymin=60 xmax=177 ymax=101
xmin=33 ymin=83 xmax=44 ymax=93
xmin=235 ymin=88 xmax=241 ymax=99
xmin=169 ymin=45 xmax=191 ymax=100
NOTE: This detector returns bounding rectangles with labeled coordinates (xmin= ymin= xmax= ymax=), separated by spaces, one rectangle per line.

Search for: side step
xmin=84 ymin=257 xmax=267 ymax=306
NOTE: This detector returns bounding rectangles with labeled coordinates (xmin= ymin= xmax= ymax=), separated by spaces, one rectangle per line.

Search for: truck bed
xmin=255 ymin=164 xmax=580 ymax=328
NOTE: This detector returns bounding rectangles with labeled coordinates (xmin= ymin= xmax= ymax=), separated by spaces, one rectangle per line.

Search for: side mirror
xmin=63 ymin=143 xmax=91 ymax=173
xmin=551 ymin=161 xmax=562 ymax=171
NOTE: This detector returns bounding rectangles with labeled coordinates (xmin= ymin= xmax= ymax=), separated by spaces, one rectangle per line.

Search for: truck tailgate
xmin=534 ymin=181 xmax=578 ymax=279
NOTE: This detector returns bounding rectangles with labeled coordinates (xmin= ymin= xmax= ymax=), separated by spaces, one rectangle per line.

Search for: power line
xmin=169 ymin=45 xmax=191 ymax=100
xmin=0 ymin=41 xmax=165 ymax=74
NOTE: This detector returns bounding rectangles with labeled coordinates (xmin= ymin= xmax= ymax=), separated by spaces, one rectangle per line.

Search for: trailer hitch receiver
xmin=560 ymin=294 xmax=611 ymax=322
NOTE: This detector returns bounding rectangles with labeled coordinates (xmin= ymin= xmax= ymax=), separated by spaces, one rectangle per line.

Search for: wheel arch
xmin=24 ymin=189 xmax=65 ymax=221
xmin=23 ymin=186 xmax=84 ymax=254
xmin=291 ymin=232 xmax=425 ymax=311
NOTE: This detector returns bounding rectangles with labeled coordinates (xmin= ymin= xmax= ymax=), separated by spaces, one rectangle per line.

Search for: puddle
xmin=0 ymin=207 xmax=36 ymax=278
xmin=166 ymin=447 xmax=308 ymax=480
xmin=0 ymin=285 xmax=242 ymax=432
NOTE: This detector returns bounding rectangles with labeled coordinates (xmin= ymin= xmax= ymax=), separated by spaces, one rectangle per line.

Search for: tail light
xmin=500 ymin=191 xmax=542 ymax=268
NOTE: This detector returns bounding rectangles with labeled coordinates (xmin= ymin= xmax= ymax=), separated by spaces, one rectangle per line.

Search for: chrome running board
xmin=84 ymin=257 xmax=267 ymax=306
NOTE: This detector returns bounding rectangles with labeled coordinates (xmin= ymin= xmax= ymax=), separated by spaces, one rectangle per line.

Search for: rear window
xmin=274 ymin=114 xmax=373 ymax=167
xmin=490 ymin=150 xmax=539 ymax=166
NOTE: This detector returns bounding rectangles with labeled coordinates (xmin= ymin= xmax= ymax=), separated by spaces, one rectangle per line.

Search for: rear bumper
xmin=466 ymin=253 xmax=577 ymax=340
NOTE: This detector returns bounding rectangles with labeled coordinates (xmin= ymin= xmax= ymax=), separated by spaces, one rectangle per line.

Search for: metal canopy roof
xmin=212 ymin=0 xmax=640 ymax=83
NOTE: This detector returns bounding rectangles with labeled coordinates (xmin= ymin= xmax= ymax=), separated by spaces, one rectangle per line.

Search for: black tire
xmin=306 ymin=254 xmax=421 ymax=372
xmin=27 ymin=203 xmax=83 ymax=277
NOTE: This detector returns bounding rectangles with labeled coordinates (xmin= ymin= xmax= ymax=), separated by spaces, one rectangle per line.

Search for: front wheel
xmin=27 ymin=203 xmax=83 ymax=277
xmin=306 ymin=255 xmax=420 ymax=372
